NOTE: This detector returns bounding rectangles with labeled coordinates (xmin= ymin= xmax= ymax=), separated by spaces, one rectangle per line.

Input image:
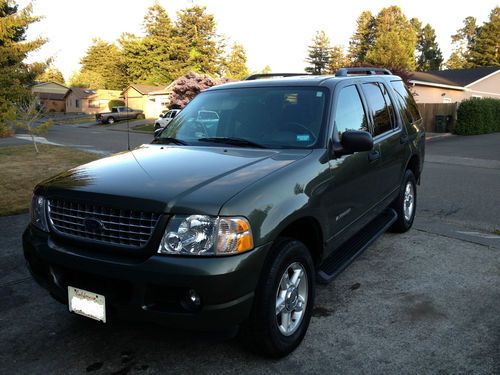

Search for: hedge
xmin=454 ymin=97 xmax=500 ymax=135
xmin=108 ymin=99 xmax=125 ymax=111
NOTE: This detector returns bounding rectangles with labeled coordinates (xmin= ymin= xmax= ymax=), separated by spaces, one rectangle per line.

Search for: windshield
xmin=157 ymin=87 xmax=328 ymax=149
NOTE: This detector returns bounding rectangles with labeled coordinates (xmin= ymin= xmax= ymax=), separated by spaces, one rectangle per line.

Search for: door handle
xmin=368 ymin=150 xmax=381 ymax=162
xmin=400 ymin=134 xmax=416 ymax=144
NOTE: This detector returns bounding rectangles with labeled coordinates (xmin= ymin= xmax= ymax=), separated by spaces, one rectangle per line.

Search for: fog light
xmin=181 ymin=289 xmax=201 ymax=311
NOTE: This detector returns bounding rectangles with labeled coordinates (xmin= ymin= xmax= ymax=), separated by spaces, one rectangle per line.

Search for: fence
xmin=416 ymin=103 xmax=458 ymax=133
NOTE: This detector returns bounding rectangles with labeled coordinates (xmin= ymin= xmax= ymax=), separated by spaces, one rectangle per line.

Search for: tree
xmin=223 ymin=43 xmax=249 ymax=80
xmin=261 ymin=65 xmax=272 ymax=74
xmin=446 ymin=16 xmax=478 ymax=69
xmin=119 ymin=33 xmax=149 ymax=83
xmin=36 ymin=67 xmax=65 ymax=84
xmin=305 ymin=31 xmax=332 ymax=75
xmin=348 ymin=11 xmax=375 ymax=63
xmin=416 ymin=24 xmax=443 ymax=71
xmin=78 ymin=39 xmax=126 ymax=89
xmin=328 ymin=46 xmax=349 ymax=74
xmin=175 ymin=6 xmax=219 ymax=76
xmin=169 ymin=71 xmax=219 ymax=108
xmin=366 ymin=6 xmax=417 ymax=71
xmin=0 ymin=0 xmax=46 ymax=136
xmin=468 ymin=7 xmax=500 ymax=67
xmin=68 ymin=70 xmax=103 ymax=88
xmin=14 ymin=95 xmax=53 ymax=153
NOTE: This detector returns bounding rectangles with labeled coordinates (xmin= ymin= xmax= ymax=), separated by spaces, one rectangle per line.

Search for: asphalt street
xmin=0 ymin=133 xmax=499 ymax=374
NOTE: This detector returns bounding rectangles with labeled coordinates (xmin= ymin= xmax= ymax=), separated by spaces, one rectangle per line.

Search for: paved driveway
xmin=1 ymin=134 xmax=499 ymax=374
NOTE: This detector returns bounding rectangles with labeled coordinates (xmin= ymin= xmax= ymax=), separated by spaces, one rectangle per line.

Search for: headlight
xmin=30 ymin=195 xmax=49 ymax=232
xmin=158 ymin=215 xmax=253 ymax=256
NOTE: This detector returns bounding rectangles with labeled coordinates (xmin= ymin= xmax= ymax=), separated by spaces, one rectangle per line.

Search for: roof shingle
xmin=410 ymin=67 xmax=500 ymax=87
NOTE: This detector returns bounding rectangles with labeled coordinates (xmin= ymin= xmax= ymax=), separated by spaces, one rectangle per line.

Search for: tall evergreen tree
xmin=328 ymin=46 xmax=349 ymax=74
xmin=79 ymin=39 xmax=126 ymax=89
xmin=0 ymin=0 xmax=46 ymax=135
xmin=366 ymin=6 xmax=417 ymax=70
xmin=36 ymin=67 xmax=65 ymax=84
xmin=175 ymin=6 xmax=219 ymax=76
xmin=348 ymin=11 xmax=375 ymax=63
xmin=224 ymin=43 xmax=249 ymax=80
xmin=305 ymin=31 xmax=332 ymax=75
xmin=468 ymin=7 xmax=500 ymax=67
xmin=416 ymin=24 xmax=443 ymax=71
xmin=446 ymin=16 xmax=478 ymax=69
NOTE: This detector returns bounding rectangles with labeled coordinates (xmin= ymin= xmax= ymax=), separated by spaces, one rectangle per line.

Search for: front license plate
xmin=68 ymin=286 xmax=106 ymax=323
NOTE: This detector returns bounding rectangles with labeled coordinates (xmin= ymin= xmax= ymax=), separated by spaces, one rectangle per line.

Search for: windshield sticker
xmin=316 ymin=91 xmax=323 ymax=97
xmin=296 ymin=134 xmax=311 ymax=142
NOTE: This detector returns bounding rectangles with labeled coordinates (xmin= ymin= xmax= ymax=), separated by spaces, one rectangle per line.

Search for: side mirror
xmin=154 ymin=128 xmax=163 ymax=139
xmin=159 ymin=113 xmax=164 ymax=118
xmin=339 ymin=130 xmax=373 ymax=155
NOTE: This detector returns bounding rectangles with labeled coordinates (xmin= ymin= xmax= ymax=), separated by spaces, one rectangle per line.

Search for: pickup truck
xmin=96 ymin=106 xmax=145 ymax=124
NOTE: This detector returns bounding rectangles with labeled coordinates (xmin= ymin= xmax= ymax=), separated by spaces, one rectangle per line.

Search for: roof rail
xmin=335 ymin=67 xmax=392 ymax=77
xmin=244 ymin=73 xmax=309 ymax=81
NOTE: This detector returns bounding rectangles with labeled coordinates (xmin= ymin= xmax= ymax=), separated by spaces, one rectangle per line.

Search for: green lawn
xmin=0 ymin=145 xmax=100 ymax=216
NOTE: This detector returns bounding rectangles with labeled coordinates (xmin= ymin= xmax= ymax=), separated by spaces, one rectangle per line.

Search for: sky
xmin=19 ymin=0 xmax=500 ymax=81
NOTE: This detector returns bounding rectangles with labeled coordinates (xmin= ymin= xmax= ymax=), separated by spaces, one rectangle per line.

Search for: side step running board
xmin=316 ymin=208 xmax=397 ymax=284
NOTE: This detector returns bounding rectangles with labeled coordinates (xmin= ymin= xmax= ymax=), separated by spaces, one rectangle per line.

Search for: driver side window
xmin=335 ymin=85 xmax=368 ymax=138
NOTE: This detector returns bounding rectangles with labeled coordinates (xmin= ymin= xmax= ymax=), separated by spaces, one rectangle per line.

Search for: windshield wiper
xmin=198 ymin=137 xmax=266 ymax=149
xmin=152 ymin=137 xmax=188 ymax=145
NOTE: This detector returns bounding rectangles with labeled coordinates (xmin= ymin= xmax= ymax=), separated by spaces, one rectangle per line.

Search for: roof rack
xmin=335 ymin=67 xmax=392 ymax=77
xmin=244 ymin=73 xmax=309 ymax=81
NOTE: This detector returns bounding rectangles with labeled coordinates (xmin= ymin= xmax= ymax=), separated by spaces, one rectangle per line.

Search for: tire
xmin=243 ymin=238 xmax=315 ymax=357
xmin=107 ymin=117 xmax=115 ymax=125
xmin=136 ymin=114 xmax=145 ymax=120
xmin=390 ymin=169 xmax=417 ymax=233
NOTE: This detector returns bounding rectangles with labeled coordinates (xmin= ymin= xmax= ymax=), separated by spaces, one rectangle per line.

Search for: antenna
xmin=126 ymin=89 xmax=130 ymax=151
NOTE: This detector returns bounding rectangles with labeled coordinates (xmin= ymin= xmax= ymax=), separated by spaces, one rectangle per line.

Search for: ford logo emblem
xmin=84 ymin=218 xmax=104 ymax=233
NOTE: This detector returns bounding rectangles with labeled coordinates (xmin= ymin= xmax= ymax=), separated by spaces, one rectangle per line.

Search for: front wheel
xmin=136 ymin=113 xmax=145 ymax=120
xmin=390 ymin=169 xmax=417 ymax=233
xmin=107 ymin=117 xmax=115 ymax=125
xmin=243 ymin=238 xmax=315 ymax=357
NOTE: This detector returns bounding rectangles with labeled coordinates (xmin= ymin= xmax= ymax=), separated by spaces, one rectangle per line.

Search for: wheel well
xmin=278 ymin=217 xmax=323 ymax=265
xmin=407 ymin=154 xmax=420 ymax=181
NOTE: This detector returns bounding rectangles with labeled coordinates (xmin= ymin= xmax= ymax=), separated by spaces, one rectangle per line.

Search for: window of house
xmin=75 ymin=99 xmax=80 ymax=108
xmin=88 ymin=100 xmax=99 ymax=108
xmin=334 ymin=85 xmax=368 ymax=137
xmin=362 ymin=82 xmax=393 ymax=136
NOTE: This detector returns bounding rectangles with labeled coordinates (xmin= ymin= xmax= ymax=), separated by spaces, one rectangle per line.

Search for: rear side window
xmin=362 ymin=82 xmax=395 ymax=136
xmin=334 ymin=85 xmax=368 ymax=137
xmin=390 ymin=80 xmax=421 ymax=123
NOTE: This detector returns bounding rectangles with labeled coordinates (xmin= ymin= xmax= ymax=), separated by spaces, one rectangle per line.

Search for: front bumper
xmin=23 ymin=225 xmax=270 ymax=329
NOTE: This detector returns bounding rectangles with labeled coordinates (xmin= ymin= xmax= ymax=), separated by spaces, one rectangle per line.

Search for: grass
xmin=0 ymin=144 xmax=100 ymax=216
xmin=494 ymin=229 xmax=500 ymax=235
xmin=131 ymin=123 xmax=154 ymax=133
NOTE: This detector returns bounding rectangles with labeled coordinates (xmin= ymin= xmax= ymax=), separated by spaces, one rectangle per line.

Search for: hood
xmin=40 ymin=144 xmax=311 ymax=215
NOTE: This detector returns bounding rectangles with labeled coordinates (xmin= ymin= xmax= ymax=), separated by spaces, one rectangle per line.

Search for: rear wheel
xmin=136 ymin=113 xmax=145 ymax=120
xmin=243 ymin=238 xmax=315 ymax=357
xmin=390 ymin=169 xmax=417 ymax=233
xmin=107 ymin=117 xmax=115 ymax=125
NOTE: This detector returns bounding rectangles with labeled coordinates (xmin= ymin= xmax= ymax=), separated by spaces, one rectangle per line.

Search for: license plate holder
xmin=68 ymin=286 xmax=106 ymax=323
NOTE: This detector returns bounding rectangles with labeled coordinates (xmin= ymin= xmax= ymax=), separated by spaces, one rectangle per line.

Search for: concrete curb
xmin=425 ymin=132 xmax=455 ymax=142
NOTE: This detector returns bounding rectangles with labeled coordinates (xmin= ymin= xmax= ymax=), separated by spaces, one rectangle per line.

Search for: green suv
xmin=23 ymin=68 xmax=425 ymax=357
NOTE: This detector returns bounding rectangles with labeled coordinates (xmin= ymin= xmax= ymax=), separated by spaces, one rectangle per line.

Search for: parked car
xmin=96 ymin=106 xmax=145 ymax=124
xmin=154 ymin=109 xmax=181 ymax=130
xmin=24 ymin=68 xmax=424 ymax=358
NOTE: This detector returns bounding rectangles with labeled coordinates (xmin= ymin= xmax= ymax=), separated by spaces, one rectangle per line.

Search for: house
xmin=31 ymin=81 xmax=69 ymax=112
xmin=409 ymin=67 xmax=500 ymax=103
xmin=122 ymin=84 xmax=172 ymax=118
xmin=65 ymin=88 xmax=122 ymax=114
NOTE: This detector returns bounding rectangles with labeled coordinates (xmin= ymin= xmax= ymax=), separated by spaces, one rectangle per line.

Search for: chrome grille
xmin=47 ymin=199 xmax=160 ymax=248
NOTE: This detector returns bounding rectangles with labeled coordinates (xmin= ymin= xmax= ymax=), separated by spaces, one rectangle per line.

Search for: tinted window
xmin=390 ymin=80 xmax=421 ymax=122
xmin=159 ymin=87 xmax=328 ymax=149
xmin=335 ymin=85 xmax=368 ymax=137
xmin=362 ymin=82 xmax=393 ymax=136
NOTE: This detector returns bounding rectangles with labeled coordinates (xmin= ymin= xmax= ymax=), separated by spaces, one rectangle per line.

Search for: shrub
xmin=454 ymin=97 xmax=500 ymax=135
xmin=108 ymin=99 xmax=125 ymax=111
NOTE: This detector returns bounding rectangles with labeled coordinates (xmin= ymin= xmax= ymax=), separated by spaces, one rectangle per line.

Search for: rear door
xmin=360 ymin=81 xmax=407 ymax=203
